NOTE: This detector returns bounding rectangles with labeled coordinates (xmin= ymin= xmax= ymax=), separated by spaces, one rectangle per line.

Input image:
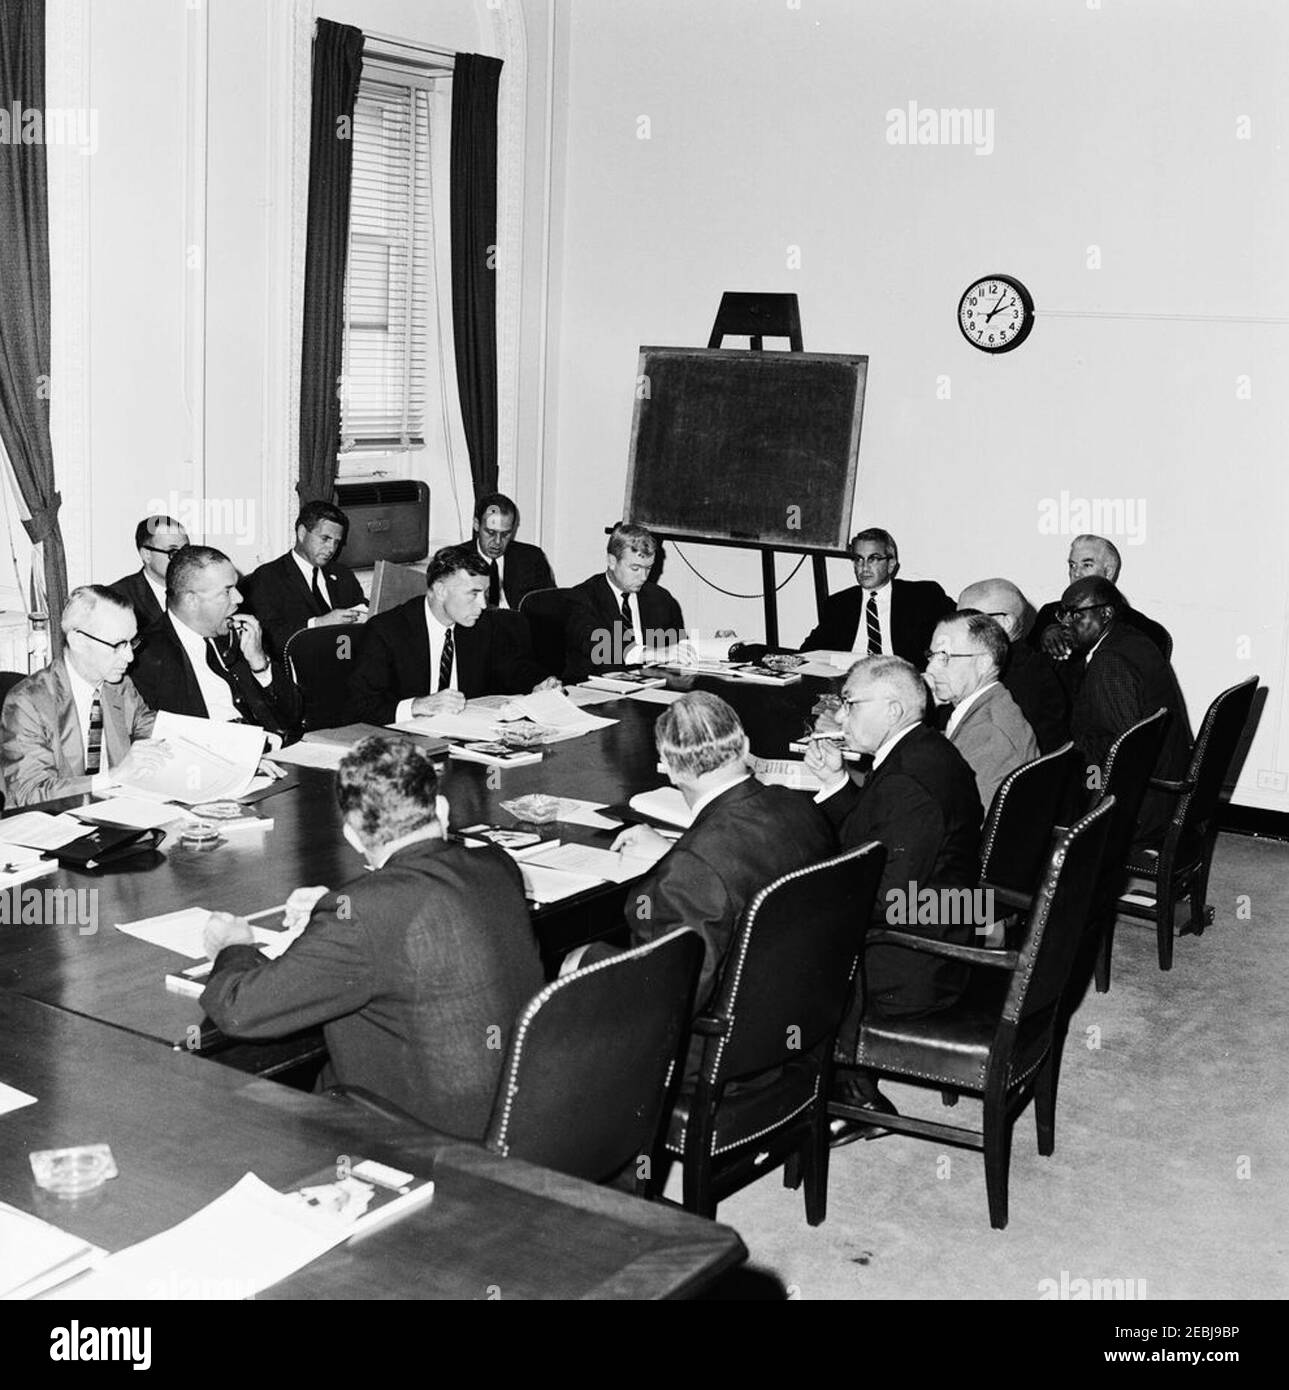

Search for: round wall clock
xmin=958 ymin=274 xmax=1035 ymax=353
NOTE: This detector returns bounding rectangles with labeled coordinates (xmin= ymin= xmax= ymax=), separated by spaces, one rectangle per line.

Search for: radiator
xmin=333 ymin=481 xmax=430 ymax=567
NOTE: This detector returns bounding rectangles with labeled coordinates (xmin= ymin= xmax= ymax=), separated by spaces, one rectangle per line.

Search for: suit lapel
xmin=52 ymin=661 xmax=86 ymax=779
xmin=166 ymin=616 xmax=211 ymax=717
xmin=99 ymin=681 xmax=134 ymax=766
xmin=284 ymin=552 xmax=327 ymax=618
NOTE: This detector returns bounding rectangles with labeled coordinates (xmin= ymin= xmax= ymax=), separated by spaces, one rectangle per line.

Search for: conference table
xmin=0 ymin=669 xmax=831 ymax=1299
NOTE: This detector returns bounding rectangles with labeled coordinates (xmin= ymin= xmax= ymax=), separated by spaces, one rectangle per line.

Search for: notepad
xmin=0 ymin=1202 xmax=105 ymax=1300
xmin=117 ymin=908 xmax=301 ymax=961
xmin=627 ymin=787 xmax=693 ymax=829
xmin=518 ymin=863 xmax=604 ymax=905
xmin=0 ymin=811 xmax=90 ymax=851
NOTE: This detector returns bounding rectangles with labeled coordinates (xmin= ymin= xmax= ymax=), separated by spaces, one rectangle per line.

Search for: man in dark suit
xmin=1029 ymin=534 xmax=1172 ymax=671
xmin=806 ymin=656 xmax=983 ymax=1139
xmin=1062 ymin=577 xmax=1194 ymax=849
xmin=800 ymin=527 xmax=954 ymax=669
xmin=201 ymin=737 xmax=543 ymax=1138
xmin=1 ymin=586 xmax=171 ymax=806
xmin=130 ymin=545 xmax=302 ymax=741
xmin=345 ymin=544 xmax=556 ymax=726
xmin=469 ymin=492 xmax=556 ymax=610
xmin=110 ymin=514 xmax=189 ymax=629
xmin=243 ymin=499 xmax=368 ymax=659
xmin=568 ymin=691 xmax=835 ymax=1076
xmin=564 ymin=521 xmax=686 ymax=683
xmin=958 ymin=578 xmax=1069 ymax=754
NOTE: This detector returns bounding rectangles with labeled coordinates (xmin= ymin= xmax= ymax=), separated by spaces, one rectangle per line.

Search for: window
xmin=340 ymin=74 xmax=431 ymax=452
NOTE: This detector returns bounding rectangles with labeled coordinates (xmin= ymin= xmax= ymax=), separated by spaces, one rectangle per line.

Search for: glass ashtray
xmin=179 ymin=823 xmax=224 ymax=850
xmin=30 ymin=1144 xmax=118 ymax=1199
xmin=762 ymin=653 xmax=806 ymax=673
xmin=501 ymin=794 xmax=561 ymax=824
xmin=500 ymin=723 xmax=545 ymax=750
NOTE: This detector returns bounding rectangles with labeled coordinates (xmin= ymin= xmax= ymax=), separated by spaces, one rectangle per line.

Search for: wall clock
xmin=958 ymin=274 xmax=1035 ymax=353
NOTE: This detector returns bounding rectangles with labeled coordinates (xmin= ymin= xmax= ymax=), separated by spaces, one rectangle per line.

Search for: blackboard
xmin=623 ymin=347 xmax=866 ymax=551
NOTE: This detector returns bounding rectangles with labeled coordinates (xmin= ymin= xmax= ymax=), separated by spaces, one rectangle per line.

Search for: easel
xmin=644 ymin=293 xmax=852 ymax=646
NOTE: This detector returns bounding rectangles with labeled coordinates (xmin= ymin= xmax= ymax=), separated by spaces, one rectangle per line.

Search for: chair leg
xmin=982 ymin=1100 xmax=1011 ymax=1230
xmin=802 ymin=1112 xmax=830 ymax=1227
xmin=1094 ymin=914 xmax=1113 ymax=994
xmin=1156 ymin=875 xmax=1176 ymax=972
xmin=940 ymin=1088 xmax=959 ymax=1107
xmin=682 ymin=1150 xmax=717 ymax=1221
xmin=1034 ymin=1053 xmax=1057 ymax=1156
xmin=782 ymin=1152 xmax=802 ymax=1190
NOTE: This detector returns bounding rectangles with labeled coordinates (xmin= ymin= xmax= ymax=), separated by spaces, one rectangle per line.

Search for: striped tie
xmin=85 ymin=692 xmax=103 ymax=775
xmin=620 ymin=593 xmax=635 ymax=648
xmin=437 ymin=627 xmax=455 ymax=692
xmin=866 ymin=593 xmax=882 ymax=655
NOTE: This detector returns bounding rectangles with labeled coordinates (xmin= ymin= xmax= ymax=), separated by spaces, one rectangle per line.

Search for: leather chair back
xmin=485 ymin=927 xmax=704 ymax=1183
xmin=284 ymin=622 xmax=370 ymax=731
xmin=1167 ymin=677 xmax=1258 ymax=861
xmin=1090 ymin=707 xmax=1169 ymax=914
xmin=700 ymin=842 xmax=887 ymax=1086
xmin=978 ymin=742 xmax=1078 ymax=895
xmin=518 ymin=587 xmax=575 ymax=680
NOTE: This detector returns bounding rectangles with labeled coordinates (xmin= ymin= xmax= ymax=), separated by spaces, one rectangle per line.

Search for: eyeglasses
xmin=1056 ymin=603 xmax=1105 ymax=622
xmin=840 ymin=694 xmax=884 ymax=712
xmin=141 ymin=544 xmax=184 ymax=556
xmin=924 ymin=650 xmax=978 ymax=666
xmin=73 ymin=630 xmax=142 ymax=655
xmin=852 ymin=554 xmax=892 ymax=569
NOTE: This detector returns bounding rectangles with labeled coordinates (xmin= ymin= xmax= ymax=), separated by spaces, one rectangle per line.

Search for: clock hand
xmin=984 ymin=291 xmax=1009 ymax=322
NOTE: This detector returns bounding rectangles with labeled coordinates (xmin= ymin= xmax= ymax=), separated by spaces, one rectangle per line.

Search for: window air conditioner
xmin=333 ymin=481 xmax=430 ymax=567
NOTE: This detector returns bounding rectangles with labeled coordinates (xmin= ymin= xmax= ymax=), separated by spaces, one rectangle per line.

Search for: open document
xmin=111 ymin=713 xmax=265 ymax=803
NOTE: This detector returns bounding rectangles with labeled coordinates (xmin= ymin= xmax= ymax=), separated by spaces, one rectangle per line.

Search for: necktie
xmin=205 ymin=638 xmax=242 ymax=717
xmin=311 ymin=566 xmax=327 ymax=613
xmin=620 ymin=593 xmax=635 ymax=648
xmin=866 ymin=593 xmax=882 ymax=655
xmin=437 ymin=627 xmax=455 ymax=693
xmin=488 ymin=559 xmax=501 ymax=608
xmin=85 ymin=692 xmax=103 ymax=775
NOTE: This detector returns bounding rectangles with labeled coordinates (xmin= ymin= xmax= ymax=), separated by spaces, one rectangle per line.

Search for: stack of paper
xmin=497 ymin=689 xmax=617 ymax=739
xmin=627 ymin=786 xmax=694 ymax=829
xmin=0 ymin=812 xmax=90 ymax=851
xmin=113 ymin=713 xmax=265 ymax=803
xmin=116 ymin=908 xmax=301 ymax=961
xmin=0 ymin=1203 xmax=105 ymax=1300
xmin=518 ymin=840 xmax=667 ymax=885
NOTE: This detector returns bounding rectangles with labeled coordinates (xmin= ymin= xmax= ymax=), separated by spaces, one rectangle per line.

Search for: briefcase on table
xmin=55 ymin=826 xmax=167 ymax=872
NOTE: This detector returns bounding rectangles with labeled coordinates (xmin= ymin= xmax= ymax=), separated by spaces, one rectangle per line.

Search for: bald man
xmin=959 ymin=578 xmax=1069 ymax=753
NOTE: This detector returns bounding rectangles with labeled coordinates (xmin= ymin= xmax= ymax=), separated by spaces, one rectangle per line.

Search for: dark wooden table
xmin=0 ymin=994 xmax=746 ymax=1299
xmin=0 ymin=675 xmax=827 ymax=1065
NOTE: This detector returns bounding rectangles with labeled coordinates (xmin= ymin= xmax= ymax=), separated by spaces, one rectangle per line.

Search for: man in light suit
xmin=567 ymin=691 xmax=835 ymax=1078
xmin=243 ymin=499 xmax=368 ymax=659
xmin=110 ymin=514 xmax=189 ymax=629
xmin=800 ymin=527 xmax=954 ymax=670
xmin=1 ymin=586 xmax=171 ymax=807
xmin=564 ymin=522 xmax=686 ymax=683
xmin=927 ymin=612 xmax=1039 ymax=816
xmin=468 ymin=492 xmax=556 ymax=610
xmin=202 ymin=737 xmax=544 ymax=1138
xmin=345 ymin=544 xmax=556 ymax=726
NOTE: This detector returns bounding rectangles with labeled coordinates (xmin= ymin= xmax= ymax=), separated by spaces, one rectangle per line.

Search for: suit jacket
xmin=1071 ymin=621 xmax=1194 ymax=848
xmin=243 ymin=551 xmax=366 ymax=659
xmin=345 ymin=599 xmax=548 ymax=726
xmin=819 ymin=724 xmax=983 ymax=1041
xmin=1 ymin=659 xmax=156 ymax=807
xmin=800 ymin=578 xmax=955 ymax=668
xmin=1003 ymin=638 xmax=1070 ymax=754
xmin=201 ymin=838 xmax=544 ymax=1139
xmin=109 ymin=569 xmax=164 ymax=630
xmin=1029 ymin=598 xmax=1172 ymax=700
xmin=130 ymin=614 xmax=302 ymax=740
xmin=479 ymin=539 xmax=555 ymax=610
xmin=948 ymin=681 xmax=1040 ymax=817
xmin=564 ymin=573 xmax=686 ymax=683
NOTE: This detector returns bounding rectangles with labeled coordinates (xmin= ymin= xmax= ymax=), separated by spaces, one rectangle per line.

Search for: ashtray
xmin=30 ymin=1144 xmax=118 ymax=1199
xmin=188 ymin=801 xmax=245 ymax=820
xmin=500 ymin=794 xmax=561 ymax=824
xmin=179 ymin=823 xmax=224 ymax=850
xmin=500 ymin=724 xmax=545 ymax=750
xmin=762 ymin=653 xmax=805 ymax=673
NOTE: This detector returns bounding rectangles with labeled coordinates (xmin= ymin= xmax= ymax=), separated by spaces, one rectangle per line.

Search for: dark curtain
xmin=0 ymin=0 xmax=68 ymax=653
xmin=450 ymin=53 xmax=503 ymax=499
xmin=298 ymin=18 xmax=364 ymax=506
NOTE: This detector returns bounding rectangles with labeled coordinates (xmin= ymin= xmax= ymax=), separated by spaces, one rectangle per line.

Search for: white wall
xmin=543 ymin=0 xmax=1289 ymax=811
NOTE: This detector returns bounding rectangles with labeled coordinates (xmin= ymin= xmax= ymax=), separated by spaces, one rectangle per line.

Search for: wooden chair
xmin=1109 ymin=676 xmax=1259 ymax=974
xmin=665 ymin=842 xmax=887 ymax=1226
xmin=332 ymin=928 xmax=705 ymax=1190
xmin=828 ymin=797 xmax=1115 ymax=1229
xmin=283 ymin=622 xmax=370 ymax=732
xmin=518 ymin=586 xmax=576 ymax=681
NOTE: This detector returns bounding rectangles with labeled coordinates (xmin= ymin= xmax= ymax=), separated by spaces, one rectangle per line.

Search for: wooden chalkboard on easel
xmin=622 ymin=294 xmax=864 ymax=644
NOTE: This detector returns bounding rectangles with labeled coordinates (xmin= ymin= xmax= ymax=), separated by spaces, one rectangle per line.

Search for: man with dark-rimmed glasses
xmin=110 ymin=514 xmax=189 ymax=629
xmin=1 ymin=586 xmax=172 ymax=806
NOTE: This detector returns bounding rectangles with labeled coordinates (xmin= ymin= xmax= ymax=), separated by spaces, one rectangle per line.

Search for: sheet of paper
xmin=799 ymin=649 xmax=855 ymax=671
xmin=522 ymin=841 xmax=664 ymax=884
xmin=543 ymin=797 xmax=613 ymax=828
xmin=500 ymin=689 xmax=616 ymax=734
xmin=73 ymin=797 xmax=186 ymax=831
xmin=747 ymin=756 xmax=823 ymax=791
xmin=46 ymin=1172 xmax=350 ymax=1301
xmin=269 ymin=740 xmax=348 ymax=770
xmin=116 ymin=908 xmax=299 ymax=961
xmin=389 ymin=713 xmax=504 ymax=742
xmin=627 ymin=787 xmax=694 ymax=829
xmin=626 ymin=686 xmax=684 ymax=705
xmin=0 ymin=1202 xmax=103 ymax=1301
xmin=0 ymin=1081 xmax=37 ymax=1116
xmin=518 ymin=863 xmax=604 ymax=905
xmin=113 ymin=712 xmax=265 ymax=803
xmin=0 ymin=860 xmax=58 ymax=892
xmin=465 ymin=694 xmax=513 ymax=713
xmin=0 ymin=811 xmax=89 ymax=850
xmin=565 ymin=685 xmax=626 ymax=707
xmin=796 ymin=659 xmax=851 ymax=679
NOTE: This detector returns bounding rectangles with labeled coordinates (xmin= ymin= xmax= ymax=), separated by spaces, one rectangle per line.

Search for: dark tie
xmin=437 ymin=627 xmax=455 ymax=693
xmin=205 ymin=638 xmax=242 ymax=713
xmin=620 ymin=593 xmax=635 ymax=647
xmin=311 ymin=566 xmax=327 ymax=613
xmin=866 ymin=593 xmax=882 ymax=655
xmin=487 ymin=559 xmax=501 ymax=608
xmin=85 ymin=692 xmax=103 ymax=775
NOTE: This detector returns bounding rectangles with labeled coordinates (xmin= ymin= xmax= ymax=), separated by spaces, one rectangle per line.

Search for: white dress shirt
xmin=945 ymin=679 xmax=999 ymax=739
xmin=395 ymin=600 xmax=458 ymax=723
xmin=65 ymin=660 xmax=115 ymax=792
xmin=144 ymin=569 xmax=167 ymax=612
xmin=689 ymin=771 xmax=751 ymax=820
xmin=478 ymin=545 xmax=509 ymax=610
xmin=170 ymin=614 xmax=243 ymax=722
xmin=851 ymin=582 xmax=893 ymax=657
xmin=290 ymin=548 xmax=333 ymax=628
xmin=814 ymin=719 xmax=919 ymax=803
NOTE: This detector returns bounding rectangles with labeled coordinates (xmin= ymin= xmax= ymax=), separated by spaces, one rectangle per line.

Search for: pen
xmin=246 ymin=903 xmax=289 ymax=922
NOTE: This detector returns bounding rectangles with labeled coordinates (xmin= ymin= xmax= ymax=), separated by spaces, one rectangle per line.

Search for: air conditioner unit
xmin=333 ymin=481 xmax=430 ymax=567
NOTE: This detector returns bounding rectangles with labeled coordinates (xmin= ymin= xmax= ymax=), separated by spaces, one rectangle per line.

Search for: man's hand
xmin=611 ymin=823 xmax=672 ymax=858
xmin=282 ymin=884 xmax=330 ymax=931
xmin=1039 ymin=623 xmax=1074 ymax=661
xmin=204 ymin=910 xmax=257 ymax=959
xmin=804 ymin=735 xmax=847 ymax=790
xmin=229 ymin=614 xmax=269 ymax=670
xmin=530 ymin=676 xmax=562 ymax=693
xmin=410 ymin=690 xmax=466 ymax=717
xmin=315 ymin=606 xmax=368 ymax=627
xmin=114 ymin=738 xmax=174 ymax=784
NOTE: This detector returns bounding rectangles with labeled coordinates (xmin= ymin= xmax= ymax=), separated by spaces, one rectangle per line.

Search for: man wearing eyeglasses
xmin=799 ymin=527 xmax=953 ymax=669
xmin=1 ymin=586 xmax=173 ymax=807
xmin=926 ymin=614 xmax=1039 ymax=815
xmin=109 ymin=515 xmax=189 ymax=628
xmin=957 ymin=579 xmax=1069 ymax=753
xmin=1061 ymin=577 xmax=1193 ymax=849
